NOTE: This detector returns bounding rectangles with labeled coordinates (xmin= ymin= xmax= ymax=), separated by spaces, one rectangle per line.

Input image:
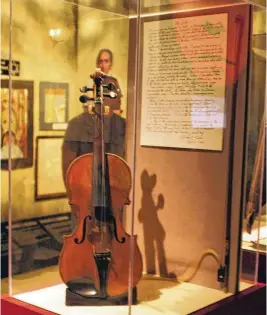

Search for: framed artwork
xmin=1 ymin=80 xmax=34 ymax=170
xmin=39 ymin=82 xmax=69 ymax=130
xmin=35 ymin=136 xmax=67 ymax=201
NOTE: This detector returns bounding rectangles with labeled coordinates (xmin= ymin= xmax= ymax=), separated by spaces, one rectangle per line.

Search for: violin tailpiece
xmin=94 ymin=251 xmax=111 ymax=298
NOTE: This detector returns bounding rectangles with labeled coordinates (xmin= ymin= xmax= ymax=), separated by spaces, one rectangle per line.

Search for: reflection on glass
xmin=241 ymin=13 xmax=266 ymax=285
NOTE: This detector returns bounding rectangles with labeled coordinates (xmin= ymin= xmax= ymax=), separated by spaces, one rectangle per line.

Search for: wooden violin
xmin=58 ymin=69 xmax=143 ymax=298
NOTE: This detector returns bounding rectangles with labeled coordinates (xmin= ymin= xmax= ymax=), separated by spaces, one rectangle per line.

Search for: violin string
xmin=92 ymin=83 xmax=109 ymax=249
xmin=92 ymin=111 xmax=106 ymax=247
xmin=98 ymin=100 xmax=104 ymax=246
xmin=93 ymin=97 xmax=103 ymax=246
xmin=92 ymin=116 xmax=109 ymax=138
xmin=92 ymin=113 xmax=108 ymax=138
xmin=101 ymin=88 xmax=106 ymax=248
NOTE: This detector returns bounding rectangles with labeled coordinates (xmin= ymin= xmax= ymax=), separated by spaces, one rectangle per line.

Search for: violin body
xmin=59 ymin=152 xmax=143 ymax=297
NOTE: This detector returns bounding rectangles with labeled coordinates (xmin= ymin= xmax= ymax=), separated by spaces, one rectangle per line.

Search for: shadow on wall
xmin=138 ymin=169 xmax=175 ymax=278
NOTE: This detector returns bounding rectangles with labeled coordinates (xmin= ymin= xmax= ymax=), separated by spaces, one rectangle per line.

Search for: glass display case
xmin=1 ymin=0 xmax=266 ymax=314
xmin=240 ymin=0 xmax=266 ymax=285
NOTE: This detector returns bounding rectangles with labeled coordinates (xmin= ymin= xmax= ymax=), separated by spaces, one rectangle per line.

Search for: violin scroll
xmin=79 ymin=69 xmax=117 ymax=106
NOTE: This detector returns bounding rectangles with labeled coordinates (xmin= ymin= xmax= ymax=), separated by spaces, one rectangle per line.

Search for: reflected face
xmin=97 ymin=51 xmax=112 ymax=74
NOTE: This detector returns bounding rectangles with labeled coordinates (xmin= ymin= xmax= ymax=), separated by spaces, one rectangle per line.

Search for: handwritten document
xmin=140 ymin=14 xmax=228 ymax=150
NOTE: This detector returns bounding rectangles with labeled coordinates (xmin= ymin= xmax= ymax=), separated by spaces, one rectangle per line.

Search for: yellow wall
xmin=1 ymin=0 xmax=129 ymax=221
xmin=2 ymin=0 xmax=264 ymax=224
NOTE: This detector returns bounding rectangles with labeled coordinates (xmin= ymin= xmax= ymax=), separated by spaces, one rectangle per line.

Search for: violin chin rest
xmin=67 ymin=277 xmax=99 ymax=298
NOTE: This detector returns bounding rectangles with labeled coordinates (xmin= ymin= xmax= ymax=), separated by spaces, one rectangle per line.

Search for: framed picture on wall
xmin=35 ymin=136 xmax=67 ymax=201
xmin=39 ymin=82 xmax=69 ymax=131
xmin=1 ymin=80 xmax=34 ymax=170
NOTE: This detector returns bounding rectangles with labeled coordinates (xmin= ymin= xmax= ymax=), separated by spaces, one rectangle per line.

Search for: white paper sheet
xmin=140 ymin=13 xmax=228 ymax=151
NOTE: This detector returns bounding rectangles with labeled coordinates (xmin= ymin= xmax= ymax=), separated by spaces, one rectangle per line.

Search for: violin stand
xmin=65 ymin=287 xmax=138 ymax=306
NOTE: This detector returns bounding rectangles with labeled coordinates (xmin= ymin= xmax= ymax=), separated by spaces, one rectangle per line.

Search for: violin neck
xmin=92 ymin=81 xmax=109 ymax=208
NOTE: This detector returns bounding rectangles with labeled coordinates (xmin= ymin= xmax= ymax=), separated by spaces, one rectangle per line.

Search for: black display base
xmin=65 ymin=287 xmax=138 ymax=306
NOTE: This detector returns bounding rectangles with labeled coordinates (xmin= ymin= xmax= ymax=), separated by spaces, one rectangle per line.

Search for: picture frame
xmin=1 ymin=80 xmax=34 ymax=170
xmin=39 ymin=82 xmax=69 ymax=131
xmin=35 ymin=136 xmax=67 ymax=201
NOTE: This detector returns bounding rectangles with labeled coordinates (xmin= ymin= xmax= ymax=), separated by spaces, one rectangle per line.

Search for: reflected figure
xmin=62 ymin=48 xmax=125 ymax=183
xmin=62 ymin=49 xmax=126 ymax=227
xmin=138 ymin=170 xmax=173 ymax=277
xmin=95 ymin=48 xmax=123 ymax=116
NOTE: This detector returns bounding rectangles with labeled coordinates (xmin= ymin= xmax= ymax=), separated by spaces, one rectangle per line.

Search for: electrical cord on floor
xmin=141 ymin=249 xmax=222 ymax=284
xmin=138 ymin=249 xmax=223 ymax=313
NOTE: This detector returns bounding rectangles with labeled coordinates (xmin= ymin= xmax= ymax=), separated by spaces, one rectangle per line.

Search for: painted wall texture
xmin=1 ymin=0 xmax=129 ymax=221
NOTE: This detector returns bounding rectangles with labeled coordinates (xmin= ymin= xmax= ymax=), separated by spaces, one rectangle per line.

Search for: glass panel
xmin=6 ymin=0 xmax=81 ymax=296
xmin=129 ymin=0 xmax=257 ymax=16
xmin=1 ymin=0 xmax=11 ymax=296
xmin=240 ymin=3 xmax=266 ymax=285
xmin=1 ymin=1 xmax=134 ymax=313
xmin=128 ymin=0 xmax=263 ymax=313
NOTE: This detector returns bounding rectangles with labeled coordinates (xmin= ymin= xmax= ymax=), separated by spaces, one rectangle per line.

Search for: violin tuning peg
xmin=103 ymin=92 xmax=117 ymax=99
xmin=80 ymin=86 xmax=93 ymax=93
xmin=103 ymin=83 xmax=115 ymax=91
xmin=79 ymin=95 xmax=94 ymax=103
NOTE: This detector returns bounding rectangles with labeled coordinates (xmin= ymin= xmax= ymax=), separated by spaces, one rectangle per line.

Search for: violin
xmin=59 ymin=69 xmax=143 ymax=298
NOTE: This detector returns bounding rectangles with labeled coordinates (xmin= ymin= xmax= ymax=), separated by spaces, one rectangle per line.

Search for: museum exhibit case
xmin=240 ymin=1 xmax=266 ymax=286
xmin=1 ymin=0 xmax=266 ymax=314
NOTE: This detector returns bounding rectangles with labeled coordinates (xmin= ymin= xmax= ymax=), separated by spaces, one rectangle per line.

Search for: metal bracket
xmin=217 ymin=265 xmax=226 ymax=283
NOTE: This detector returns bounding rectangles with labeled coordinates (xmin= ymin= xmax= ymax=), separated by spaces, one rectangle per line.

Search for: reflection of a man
xmin=62 ymin=48 xmax=126 ymax=228
xmin=62 ymin=48 xmax=125 ymax=182
xmin=95 ymin=48 xmax=123 ymax=116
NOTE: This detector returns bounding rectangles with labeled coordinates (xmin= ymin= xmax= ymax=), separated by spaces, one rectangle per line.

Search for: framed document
xmin=35 ymin=136 xmax=66 ymax=201
xmin=1 ymin=80 xmax=34 ymax=170
xmin=140 ymin=13 xmax=228 ymax=151
xmin=39 ymin=82 xmax=69 ymax=131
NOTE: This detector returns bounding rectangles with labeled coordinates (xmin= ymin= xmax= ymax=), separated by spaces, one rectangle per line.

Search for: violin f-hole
xmin=112 ymin=216 xmax=125 ymax=244
xmin=74 ymin=215 xmax=92 ymax=244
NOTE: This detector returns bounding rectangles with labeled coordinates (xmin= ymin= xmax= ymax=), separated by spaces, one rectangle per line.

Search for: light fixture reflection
xmin=49 ymin=28 xmax=62 ymax=39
